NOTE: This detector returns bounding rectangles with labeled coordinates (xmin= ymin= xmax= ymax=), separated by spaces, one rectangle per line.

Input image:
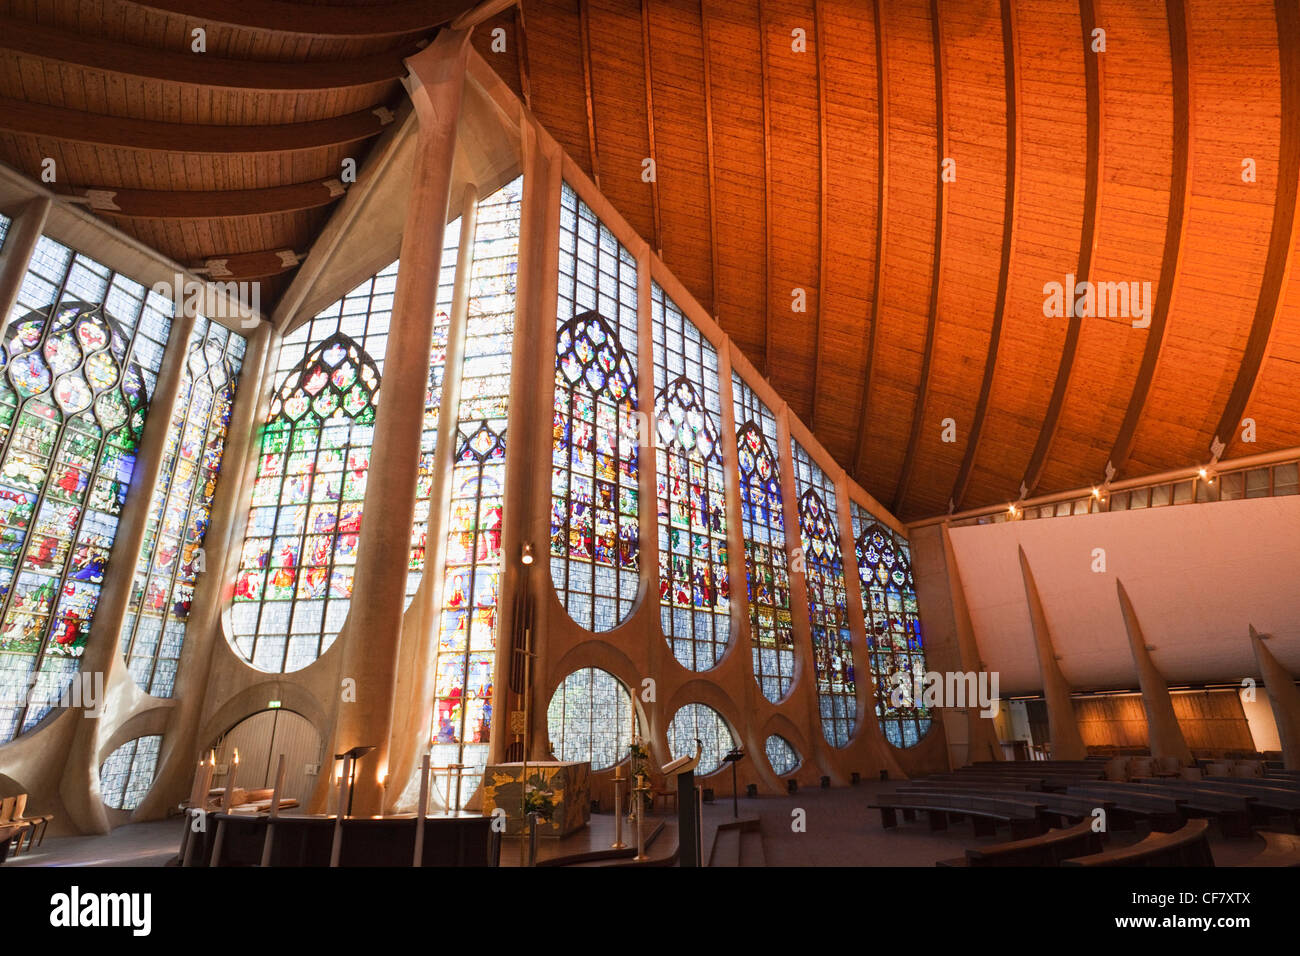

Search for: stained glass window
xmin=406 ymin=219 xmax=461 ymax=605
xmin=550 ymin=183 xmax=641 ymax=632
xmin=230 ymin=264 xmax=393 ymax=673
xmin=851 ymin=503 xmax=932 ymax=748
xmin=765 ymin=734 xmax=800 ymax=776
xmin=667 ymin=702 xmax=736 ymax=776
xmin=546 ymin=666 xmax=633 ymax=770
xmin=733 ymin=375 xmax=794 ymax=703
xmin=120 ymin=319 xmax=245 ymax=697
xmin=99 ymin=734 xmax=162 ymax=810
xmin=428 ymin=178 xmax=521 ymax=807
xmin=0 ymin=237 xmax=173 ymax=744
xmin=791 ymin=440 xmax=855 ymax=747
xmin=651 ymin=284 xmax=729 ymax=670
xmin=0 ymin=214 xmax=9 ymax=248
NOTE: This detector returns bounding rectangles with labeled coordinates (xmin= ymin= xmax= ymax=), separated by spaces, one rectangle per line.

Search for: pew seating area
xmin=875 ymin=760 xmax=1300 ymax=867
xmin=0 ymin=795 xmax=53 ymax=861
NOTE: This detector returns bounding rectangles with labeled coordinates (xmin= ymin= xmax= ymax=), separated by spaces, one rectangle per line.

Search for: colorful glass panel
xmin=230 ymin=264 xmax=393 ymax=673
xmin=0 ymin=236 xmax=172 ymax=743
xmin=550 ymin=183 xmax=640 ymax=632
xmin=851 ymin=503 xmax=932 ymax=748
xmin=791 ymin=440 xmax=855 ymax=747
xmin=428 ymin=178 xmax=520 ymax=808
xmin=406 ymin=219 xmax=461 ymax=605
xmin=652 ymin=284 xmax=729 ymax=670
xmin=121 ymin=319 xmax=244 ymax=697
xmin=733 ymin=375 xmax=794 ymax=702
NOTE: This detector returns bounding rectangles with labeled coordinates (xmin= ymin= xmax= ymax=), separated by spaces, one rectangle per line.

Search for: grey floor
xmin=2 ymin=783 xmax=1277 ymax=867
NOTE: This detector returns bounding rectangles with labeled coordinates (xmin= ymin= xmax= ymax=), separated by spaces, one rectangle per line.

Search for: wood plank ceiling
xmin=1 ymin=1 xmax=1297 ymax=521
xmin=0 ymin=0 xmax=474 ymax=304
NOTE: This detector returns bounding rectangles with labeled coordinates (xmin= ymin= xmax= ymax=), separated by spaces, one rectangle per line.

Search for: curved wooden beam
xmin=0 ymin=17 xmax=415 ymax=91
xmin=578 ymin=0 xmax=601 ymax=188
xmin=893 ymin=0 xmax=947 ymax=515
xmin=701 ymin=2 xmax=721 ymax=317
xmin=192 ymin=249 xmax=303 ymax=281
xmin=641 ymin=0 xmax=663 ymax=256
xmin=851 ymin=0 xmax=889 ymax=479
xmin=1210 ymin=0 xmax=1300 ymax=456
xmin=759 ymin=0 xmax=774 ymax=378
xmin=126 ymin=0 xmax=466 ymax=37
xmin=1107 ymin=0 xmax=1190 ymax=477
xmin=0 ymin=98 xmax=395 ymax=154
xmin=809 ymin=0 xmax=829 ymax=428
xmin=950 ymin=0 xmax=1019 ymax=511
xmin=71 ymin=179 xmax=346 ymax=219
xmin=1021 ymin=0 xmax=1103 ymax=494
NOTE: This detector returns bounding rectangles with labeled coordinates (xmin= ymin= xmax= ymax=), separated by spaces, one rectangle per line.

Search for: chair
xmin=1128 ymin=757 xmax=1156 ymax=779
xmin=0 ymin=798 xmax=34 ymax=857
xmin=1232 ymin=760 xmax=1264 ymax=778
xmin=11 ymin=794 xmax=53 ymax=851
xmin=1205 ymin=761 xmax=1231 ymax=777
xmin=1156 ymin=755 xmax=1183 ymax=776
xmin=1180 ymin=766 xmax=1203 ymax=781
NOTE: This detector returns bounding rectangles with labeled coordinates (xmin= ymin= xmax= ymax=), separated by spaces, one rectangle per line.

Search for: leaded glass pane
xmin=791 ymin=440 xmax=854 ymax=747
xmin=99 ymin=734 xmax=162 ymax=810
xmin=546 ymin=666 xmax=633 ymax=771
xmin=764 ymin=734 xmax=800 ymax=776
xmin=230 ymin=263 xmax=393 ymax=673
xmin=0 ymin=236 xmax=174 ymax=742
xmin=550 ymin=183 xmax=640 ymax=632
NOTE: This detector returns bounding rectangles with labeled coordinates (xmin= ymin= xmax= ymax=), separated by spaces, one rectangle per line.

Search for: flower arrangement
xmin=523 ymin=782 xmax=555 ymax=821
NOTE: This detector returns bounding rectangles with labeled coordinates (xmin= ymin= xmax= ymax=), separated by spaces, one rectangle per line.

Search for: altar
xmin=481 ymin=761 xmax=591 ymax=836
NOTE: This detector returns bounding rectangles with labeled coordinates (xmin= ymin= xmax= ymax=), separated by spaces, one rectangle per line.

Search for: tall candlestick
xmin=209 ymin=749 xmax=239 ymax=866
xmin=413 ymin=753 xmax=430 ymax=867
xmin=260 ymin=753 xmax=286 ymax=867
xmin=330 ymin=755 xmax=352 ymax=867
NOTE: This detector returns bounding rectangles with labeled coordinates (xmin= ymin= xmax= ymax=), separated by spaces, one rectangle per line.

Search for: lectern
xmin=722 ymin=747 xmax=745 ymax=818
xmin=663 ymin=740 xmax=703 ymax=867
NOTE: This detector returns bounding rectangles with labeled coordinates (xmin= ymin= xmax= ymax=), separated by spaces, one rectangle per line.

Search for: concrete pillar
xmin=0 ymin=196 xmax=51 ymax=333
xmin=1250 ymin=624 xmax=1300 ymax=769
xmin=134 ymin=321 xmax=272 ymax=820
xmin=1116 ymin=578 xmax=1192 ymax=765
xmin=1017 ymin=545 xmax=1086 ymax=760
xmin=940 ymin=523 xmax=1002 ymax=764
xmin=329 ymin=27 xmax=473 ymax=817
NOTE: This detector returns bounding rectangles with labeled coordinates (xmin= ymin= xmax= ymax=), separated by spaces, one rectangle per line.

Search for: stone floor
xmin=2 ymin=783 xmax=1279 ymax=867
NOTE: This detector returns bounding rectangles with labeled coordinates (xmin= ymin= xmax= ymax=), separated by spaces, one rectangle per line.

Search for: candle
xmin=188 ymin=759 xmax=204 ymax=809
xmin=413 ymin=753 xmax=430 ymax=867
xmin=260 ymin=754 xmax=286 ymax=867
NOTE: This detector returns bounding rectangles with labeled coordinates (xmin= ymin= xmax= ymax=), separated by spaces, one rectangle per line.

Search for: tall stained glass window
xmin=546 ymin=666 xmax=633 ymax=770
xmin=651 ymin=284 xmax=729 ymax=670
xmin=851 ymin=503 xmax=932 ymax=748
xmin=406 ymin=219 xmax=461 ymax=605
xmin=121 ymin=319 xmax=245 ymax=697
xmin=549 ymin=183 xmax=640 ymax=632
xmin=0 ymin=237 xmax=173 ymax=743
xmin=733 ymin=376 xmax=794 ymax=702
xmin=230 ymin=264 xmax=393 ymax=673
xmin=667 ymin=702 xmax=735 ymax=776
xmin=791 ymin=440 xmax=855 ymax=747
xmin=429 ymin=178 xmax=521 ymax=806
xmin=99 ymin=734 xmax=162 ymax=810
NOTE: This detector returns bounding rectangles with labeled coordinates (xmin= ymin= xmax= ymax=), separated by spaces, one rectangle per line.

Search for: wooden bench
xmin=1139 ymin=778 xmax=1300 ymax=831
xmin=1246 ymin=831 xmax=1300 ymax=867
xmin=0 ymin=824 xmax=21 ymax=865
xmin=1091 ymin=781 xmax=1254 ymax=837
xmin=870 ymin=792 xmax=1045 ymax=839
xmin=901 ymin=785 xmax=1113 ymax=830
xmin=938 ymin=818 xmax=1104 ymax=867
xmin=1066 ymin=784 xmax=1186 ymax=832
xmin=1063 ymin=819 xmax=1214 ymax=867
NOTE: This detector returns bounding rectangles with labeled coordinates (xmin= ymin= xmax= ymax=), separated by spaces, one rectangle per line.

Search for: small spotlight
xmin=1198 ymin=467 xmax=1207 ymax=478
xmin=521 ymin=542 xmax=534 ymax=565
xmin=1091 ymin=487 xmax=1100 ymax=498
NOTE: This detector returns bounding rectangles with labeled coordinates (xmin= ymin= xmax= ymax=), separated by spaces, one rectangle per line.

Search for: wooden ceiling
xmin=487 ymin=0 xmax=1300 ymax=520
xmin=0 ymin=0 xmax=474 ymax=304
xmin=3 ymin=1 xmax=1298 ymax=520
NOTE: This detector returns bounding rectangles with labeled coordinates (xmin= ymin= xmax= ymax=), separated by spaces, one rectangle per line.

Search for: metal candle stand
xmin=610 ymin=768 xmax=627 ymax=849
xmin=632 ymin=774 xmax=651 ymax=862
